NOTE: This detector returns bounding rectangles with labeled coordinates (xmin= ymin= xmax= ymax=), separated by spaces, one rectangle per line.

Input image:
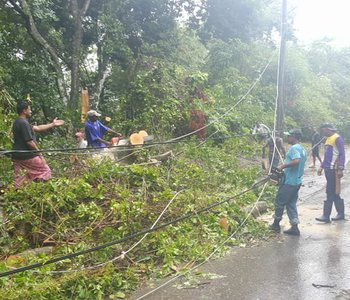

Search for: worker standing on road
xmin=316 ymin=123 xmax=345 ymax=223
xmin=269 ymin=129 xmax=306 ymax=236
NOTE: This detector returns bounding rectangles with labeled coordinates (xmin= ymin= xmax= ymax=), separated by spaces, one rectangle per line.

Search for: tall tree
xmin=68 ymin=0 xmax=91 ymax=110
xmin=198 ymin=0 xmax=280 ymax=43
xmin=7 ymin=0 xmax=69 ymax=103
xmin=0 ymin=0 xmax=198 ymax=109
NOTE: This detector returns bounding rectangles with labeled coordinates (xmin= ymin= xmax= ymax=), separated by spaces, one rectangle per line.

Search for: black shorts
xmin=312 ymin=146 xmax=319 ymax=157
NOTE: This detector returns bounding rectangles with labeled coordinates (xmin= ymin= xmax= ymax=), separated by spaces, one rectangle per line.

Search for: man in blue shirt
xmin=269 ymin=129 xmax=307 ymax=236
xmin=85 ymin=110 xmax=122 ymax=148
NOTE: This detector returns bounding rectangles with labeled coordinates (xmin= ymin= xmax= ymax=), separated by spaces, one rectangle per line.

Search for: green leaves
xmin=0 ymin=136 xmax=267 ymax=298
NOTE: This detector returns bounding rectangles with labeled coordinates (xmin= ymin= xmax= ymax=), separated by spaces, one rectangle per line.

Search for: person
xmin=11 ymin=100 xmax=65 ymax=188
xmin=262 ymin=132 xmax=286 ymax=168
xmin=269 ymin=129 xmax=307 ymax=236
xmin=75 ymin=131 xmax=87 ymax=148
xmin=310 ymin=127 xmax=323 ymax=168
xmin=316 ymin=123 xmax=345 ymax=223
xmin=252 ymin=123 xmax=270 ymax=141
xmin=84 ymin=110 xmax=122 ymax=148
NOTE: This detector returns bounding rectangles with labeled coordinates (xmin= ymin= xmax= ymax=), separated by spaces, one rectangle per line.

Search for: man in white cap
xmin=85 ymin=110 xmax=122 ymax=148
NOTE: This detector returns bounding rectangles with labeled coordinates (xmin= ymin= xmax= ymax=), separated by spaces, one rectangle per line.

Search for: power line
xmin=0 ymin=50 xmax=276 ymax=157
xmin=166 ymin=51 xmax=277 ymax=143
xmin=0 ymin=178 xmax=268 ymax=278
xmin=49 ymin=190 xmax=185 ymax=274
xmin=136 ymin=181 xmax=270 ymax=299
xmin=0 ymin=133 xmax=258 ymax=157
xmin=135 ymin=7 xmax=285 ymax=297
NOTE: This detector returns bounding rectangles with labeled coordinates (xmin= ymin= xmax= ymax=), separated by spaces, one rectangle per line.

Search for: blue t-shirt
xmin=284 ymin=143 xmax=306 ymax=185
xmin=85 ymin=119 xmax=109 ymax=148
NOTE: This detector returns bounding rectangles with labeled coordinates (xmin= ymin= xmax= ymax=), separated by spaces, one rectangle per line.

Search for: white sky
xmin=292 ymin=0 xmax=350 ymax=48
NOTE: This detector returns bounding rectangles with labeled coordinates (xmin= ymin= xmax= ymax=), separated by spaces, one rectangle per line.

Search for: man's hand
xmin=277 ymin=164 xmax=284 ymax=171
xmin=317 ymin=168 xmax=323 ymax=176
xmin=337 ymin=169 xmax=344 ymax=179
xmin=52 ymin=118 xmax=65 ymax=127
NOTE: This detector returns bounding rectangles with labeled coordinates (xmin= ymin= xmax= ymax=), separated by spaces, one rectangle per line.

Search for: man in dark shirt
xmin=12 ymin=101 xmax=65 ymax=187
xmin=310 ymin=127 xmax=323 ymax=168
xmin=262 ymin=132 xmax=286 ymax=168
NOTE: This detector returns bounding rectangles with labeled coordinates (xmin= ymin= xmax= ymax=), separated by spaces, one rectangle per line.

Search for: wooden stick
xmin=335 ymin=172 xmax=341 ymax=195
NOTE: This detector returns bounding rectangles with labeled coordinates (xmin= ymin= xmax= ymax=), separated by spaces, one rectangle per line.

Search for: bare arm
xmin=33 ymin=123 xmax=55 ymax=132
xmin=33 ymin=118 xmax=65 ymax=133
xmin=96 ymin=137 xmax=112 ymax=146
xmin=281 ymin=158 xmax=300 ymax=170
xmin=26 ymin=140 xmax=39 ymax=151
xmin=26 ymin=140 xmax=47 ymax=162
xmin=107 ymin=128 xmax=122 ymax=137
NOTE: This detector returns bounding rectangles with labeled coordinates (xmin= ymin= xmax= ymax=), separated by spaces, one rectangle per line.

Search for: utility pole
xmin=276 ymin=0 xmax=287 ymax=132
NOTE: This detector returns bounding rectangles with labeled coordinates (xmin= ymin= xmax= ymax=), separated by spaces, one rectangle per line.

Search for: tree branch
xmin=8 ymin=0 xmax=69 ymax=104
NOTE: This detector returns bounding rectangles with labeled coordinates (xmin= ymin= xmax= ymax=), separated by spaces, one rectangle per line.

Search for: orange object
xmin=138 ymin=130 xmax=148 ymax=137
xmin=130 ymin=133 xmax=144 ymax=145
xmin=336 ymin=172 xmax=341 ymax=195
xmin=111 ymin=137 xmax=119 ymax=145
xmin=81 ymin=89 xmax=89 ymax=123
xmin=218 ymin=217 xmax=229 ymax=232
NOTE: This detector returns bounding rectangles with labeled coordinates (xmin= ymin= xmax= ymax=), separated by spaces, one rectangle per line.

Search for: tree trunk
xmin=10 ymin=0 xmax=69 ymax=104
xmin=68 ymin=0 xmax=91 ymax=110
xmin=91 ymin=40 xmax=111 ymax=109
xmin=69 ymin=2 xmax=82 ymax=110
xmin=93 ymin=64 xmax=111 ymax=109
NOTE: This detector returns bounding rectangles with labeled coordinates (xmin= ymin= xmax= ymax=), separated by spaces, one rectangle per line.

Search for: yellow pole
xmin=81 ymin=89 xmax=89 ymax=123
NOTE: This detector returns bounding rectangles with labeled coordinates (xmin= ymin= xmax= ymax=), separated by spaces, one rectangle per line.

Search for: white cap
xmin=87 ymin=110 xmax=101 ymax=117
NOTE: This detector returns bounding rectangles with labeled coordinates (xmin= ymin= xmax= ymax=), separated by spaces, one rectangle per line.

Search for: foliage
xmin=0 ymin=137 xmax=270 ymax=298
xmin=0 ymin=86 xmax=15 ymax=185
xmin=197 ymin=0 xmax=280 ymax=43
xmin=2 ymin=0 xmax=350 ymax=297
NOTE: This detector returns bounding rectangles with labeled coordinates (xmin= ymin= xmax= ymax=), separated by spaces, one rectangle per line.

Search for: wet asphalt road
xmin=132 ymin=162 xmax=350 ymax=300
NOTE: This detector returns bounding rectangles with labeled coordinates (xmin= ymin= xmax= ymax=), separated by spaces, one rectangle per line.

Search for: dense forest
xmin=1 ymin=0 xmax=350 ymax=299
